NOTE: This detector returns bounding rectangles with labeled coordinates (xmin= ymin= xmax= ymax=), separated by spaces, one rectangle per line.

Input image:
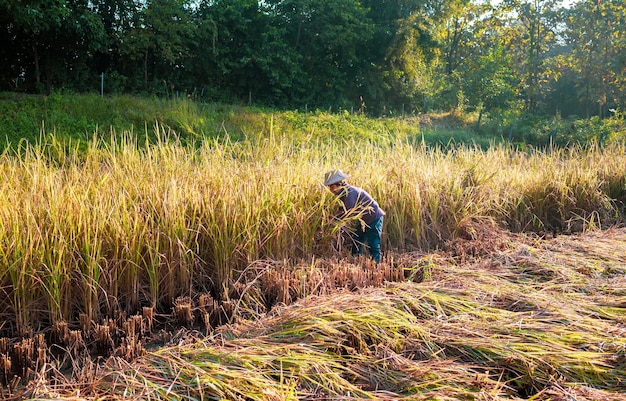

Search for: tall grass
xmin=0 ymin=123 xmax=624 ymax=338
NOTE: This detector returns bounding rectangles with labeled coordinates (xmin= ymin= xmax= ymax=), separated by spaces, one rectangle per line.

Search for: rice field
xmin=8 ymin=226 xmax=626 ymax=400
xmin=0 ymin=123 xmax=625 ymax=399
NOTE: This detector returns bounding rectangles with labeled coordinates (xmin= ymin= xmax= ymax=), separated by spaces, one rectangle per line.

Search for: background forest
xmin=0 ymin=0 xmax=625 ymax=119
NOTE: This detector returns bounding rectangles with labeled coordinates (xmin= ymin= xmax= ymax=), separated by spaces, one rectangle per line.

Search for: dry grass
xmin=0 ymin=131 xmax=625 ymax=399
xmin=8 ymin=226 xmax=625 ymax=401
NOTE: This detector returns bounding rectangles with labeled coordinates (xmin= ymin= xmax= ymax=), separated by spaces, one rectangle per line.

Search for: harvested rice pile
xmin=12 ymin=227 xmax=626 ymax=400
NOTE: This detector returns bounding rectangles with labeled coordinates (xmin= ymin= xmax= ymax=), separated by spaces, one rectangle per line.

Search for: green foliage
xmin=523 ymin=112 xmax=625 ymax=147
xmin=0 ymin=93 xmax=421 ymax=149
xmin=0 ymin=0 xmax=106 ymax=93
xmin=3 ymin=93 xmax=626 ymax=154
xmin=1 ymin=0 xmax=625 ymax=118
xmin=562 ymin=0 xmax=626 ymax=117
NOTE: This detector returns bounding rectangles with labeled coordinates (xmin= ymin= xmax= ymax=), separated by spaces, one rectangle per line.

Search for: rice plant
xmin=0 ymin=127 xmax=624 ymax=332
xmin=0 ymin=115 xmax=625 ymax=399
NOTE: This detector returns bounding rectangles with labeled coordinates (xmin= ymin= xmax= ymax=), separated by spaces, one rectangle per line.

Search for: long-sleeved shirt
xmin=338 ymin=185 xmax=385 ymax=225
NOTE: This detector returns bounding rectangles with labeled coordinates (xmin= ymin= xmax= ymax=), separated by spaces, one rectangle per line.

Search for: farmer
xmin=323 ymin=169 xmax=385 ymax=263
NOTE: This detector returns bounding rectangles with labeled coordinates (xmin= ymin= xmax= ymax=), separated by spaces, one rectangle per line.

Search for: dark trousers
xmin=351 ymin=216 xmax=383 ymax=263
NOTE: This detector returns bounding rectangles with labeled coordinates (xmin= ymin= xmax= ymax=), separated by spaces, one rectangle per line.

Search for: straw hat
xmin=323 ymin=169 xmax=349 ymax=186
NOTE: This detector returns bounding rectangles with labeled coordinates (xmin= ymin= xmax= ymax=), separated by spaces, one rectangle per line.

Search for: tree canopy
xmin=1 ymin=0 xmax=624 ymax=117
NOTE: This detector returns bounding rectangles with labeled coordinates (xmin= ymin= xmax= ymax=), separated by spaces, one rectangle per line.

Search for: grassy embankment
xmin=0 ymin=93 xmax=625 ymax=399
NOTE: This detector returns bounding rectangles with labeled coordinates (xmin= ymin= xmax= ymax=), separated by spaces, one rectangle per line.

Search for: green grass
xmin=0 ymin=96 xmax=556 ymax=147
xmin=2 ymin=92 xmax=624 ymax=152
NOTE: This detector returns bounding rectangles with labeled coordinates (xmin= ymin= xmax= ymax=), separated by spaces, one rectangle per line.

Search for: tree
xmin=356 ymin=0 xmax=430 ymax=113
xmin=383 ymin=13 xmax=439 ymax=113
xmin=193 ymin=0 xmax=284 ymax=103
xmin=91 ymin=0 xmax=140 ymax=75
xmin=118 ymin=0 xmax=195 ymax=94
xmin=465 ymin=45 xmax=520 ymax=128
xmin=560 ymin=0 xmax=626 ymax=117
xmin=0 ymin=0 xmax=105 ymax=93
xmin=263 ymin=0 xmax=374 ymax=108
xmin=498 ymin=0 xmax=560 ymax=113
xmin=357 ymin=0 xmax=480 ymax=114
xmin=55 ymin=0 xmax=107 ymax=92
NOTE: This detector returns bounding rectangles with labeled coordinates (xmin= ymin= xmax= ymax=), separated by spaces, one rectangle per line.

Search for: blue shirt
xmin=339 ymin=185 xmax=385 ymax=225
